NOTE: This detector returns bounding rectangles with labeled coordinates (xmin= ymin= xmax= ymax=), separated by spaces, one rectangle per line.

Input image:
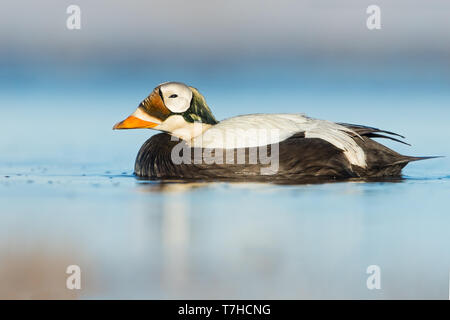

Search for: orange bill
xmin=113 ymin=115 xmax=159 ymax=130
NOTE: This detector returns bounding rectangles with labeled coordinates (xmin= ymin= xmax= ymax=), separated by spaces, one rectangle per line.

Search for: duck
xmin=113 ymin=81 xmax=436 ymax=182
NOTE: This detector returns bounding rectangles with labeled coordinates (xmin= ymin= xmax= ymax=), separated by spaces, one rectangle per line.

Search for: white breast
xmin=190 ymin=113 xmax=367 ymax=168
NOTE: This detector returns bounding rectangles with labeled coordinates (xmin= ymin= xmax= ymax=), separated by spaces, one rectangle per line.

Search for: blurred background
xmin=0 ymin=0 xmax=449 ymax=299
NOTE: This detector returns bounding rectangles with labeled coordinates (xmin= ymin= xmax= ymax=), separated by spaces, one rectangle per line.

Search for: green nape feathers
xmin=182 ymin=87 xmax=218 ymax=125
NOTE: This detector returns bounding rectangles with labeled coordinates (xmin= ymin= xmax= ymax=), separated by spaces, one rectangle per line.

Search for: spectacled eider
xmin=113 ymin=82 xmax=437 ymax=182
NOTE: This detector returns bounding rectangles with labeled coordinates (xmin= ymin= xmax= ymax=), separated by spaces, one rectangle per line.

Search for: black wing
xmin=338 ymin=123 xmax=410 ymax=146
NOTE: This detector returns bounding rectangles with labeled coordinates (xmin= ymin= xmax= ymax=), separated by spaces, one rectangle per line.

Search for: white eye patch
xmin=160 ymin=82 xmax=193 ymax=113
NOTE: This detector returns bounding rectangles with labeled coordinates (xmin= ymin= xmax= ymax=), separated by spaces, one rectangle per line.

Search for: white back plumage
xmin=191 ymin=114 xmax=367 ymax=168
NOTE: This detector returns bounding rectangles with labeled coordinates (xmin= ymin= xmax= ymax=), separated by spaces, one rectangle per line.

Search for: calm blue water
xmin=1 ymin=64 xmax=450 ymax=299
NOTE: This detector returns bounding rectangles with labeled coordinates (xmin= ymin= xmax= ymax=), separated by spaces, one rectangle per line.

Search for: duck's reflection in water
xmin=135 ymin=181 xmax=288 ymax=298
xmin=137 ymin=181 xmax=210 ymax=193
xmin=136 ymin=176 xmax=406 ymax=194
xmin=131 ymin=176 xmax=415 ymax=299
xmin=161 ymin=196 xmax=189 ymax=294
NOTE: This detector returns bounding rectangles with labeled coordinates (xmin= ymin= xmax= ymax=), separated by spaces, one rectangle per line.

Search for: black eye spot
xmin=169 ymin=94 xmax=178 ymax=98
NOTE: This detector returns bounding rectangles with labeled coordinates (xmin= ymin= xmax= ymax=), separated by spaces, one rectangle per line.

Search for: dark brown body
xmin=134 ymin=125 xmax=431 ymax=183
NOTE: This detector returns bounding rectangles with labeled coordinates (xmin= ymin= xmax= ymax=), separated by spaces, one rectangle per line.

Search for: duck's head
xmin=113 ymin=82 xmax=218 ymax=141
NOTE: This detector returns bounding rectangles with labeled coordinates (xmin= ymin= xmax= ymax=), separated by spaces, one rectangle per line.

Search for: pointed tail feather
xmin=393 ymin=156 xmax=443 ymax=165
